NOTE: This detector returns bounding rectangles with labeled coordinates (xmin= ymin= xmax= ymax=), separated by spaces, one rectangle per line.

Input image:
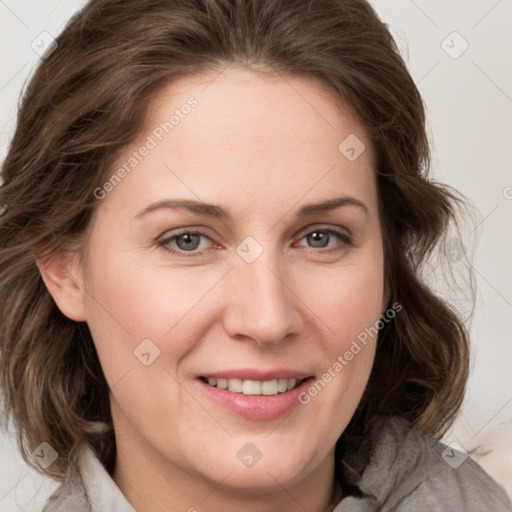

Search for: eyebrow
xmin=134 ymin=196 xmax=368 ymax=221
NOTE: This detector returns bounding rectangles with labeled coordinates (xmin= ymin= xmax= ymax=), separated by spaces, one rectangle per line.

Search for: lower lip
xmin=196 ymin=378 xmax=314 ymax=420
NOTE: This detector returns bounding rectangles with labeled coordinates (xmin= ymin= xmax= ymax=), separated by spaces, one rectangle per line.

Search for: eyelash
xmin=157 ymin=227 xmax=353 ymax=257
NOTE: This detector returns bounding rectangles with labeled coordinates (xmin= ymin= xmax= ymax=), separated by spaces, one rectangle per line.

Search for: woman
xmin=0 ymin=0 xmax=510 ymax=510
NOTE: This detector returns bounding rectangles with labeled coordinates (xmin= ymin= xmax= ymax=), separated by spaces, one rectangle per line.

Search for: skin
xmin=40 ymin=65 xmax=388 ymax=512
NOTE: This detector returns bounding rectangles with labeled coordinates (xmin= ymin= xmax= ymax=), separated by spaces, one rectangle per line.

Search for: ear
xmin=36 ymin=250 xmax=87 ymax=322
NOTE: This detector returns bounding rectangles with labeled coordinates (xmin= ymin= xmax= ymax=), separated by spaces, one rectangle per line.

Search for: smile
xmin=196 ymin=372 xmax=314 ymax=419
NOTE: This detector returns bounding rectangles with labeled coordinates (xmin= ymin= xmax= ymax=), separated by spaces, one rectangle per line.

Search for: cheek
xmin=300 ymin=260 xmax=385 ymax=342
xmin=293 ymin=253 xmax=385 ymax=406
xmin=85 ymin=243 xmax=220 ymax=335
xmin=82 ymin=242 xmax=232 ymax=386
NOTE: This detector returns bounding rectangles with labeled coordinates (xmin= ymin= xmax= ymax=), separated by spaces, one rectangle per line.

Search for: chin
xmin=210 ymin=463 xmax=307 ymax=493
xmin=190 ymin=440 xmax=321 ymax=492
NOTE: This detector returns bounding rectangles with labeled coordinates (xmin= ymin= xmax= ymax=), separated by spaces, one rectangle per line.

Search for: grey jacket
xmin=42 ymin=416 xmax=512 ymax=511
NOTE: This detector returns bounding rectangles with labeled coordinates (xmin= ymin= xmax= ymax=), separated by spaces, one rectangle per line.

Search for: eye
xmin=295 ymin=228 xmax=352 ymax=252
xmin=158 ymin=231 xmax=214 ymax=255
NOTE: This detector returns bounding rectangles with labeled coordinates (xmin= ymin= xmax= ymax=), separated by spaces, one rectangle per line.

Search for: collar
xmin=78 ymin=444 xmax=135 ymax=511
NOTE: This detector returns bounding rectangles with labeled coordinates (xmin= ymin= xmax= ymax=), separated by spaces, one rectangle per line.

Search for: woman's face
xmin=76 ymin=66 xmax=387 ymax=499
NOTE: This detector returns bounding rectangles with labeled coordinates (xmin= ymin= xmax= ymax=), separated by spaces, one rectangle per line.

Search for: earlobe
xmin=36 ymin=251 xmax=87 ymax=322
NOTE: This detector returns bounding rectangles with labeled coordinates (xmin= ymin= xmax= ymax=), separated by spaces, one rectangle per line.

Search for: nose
xmin=222 ymin=250 xmax=302 ymax=347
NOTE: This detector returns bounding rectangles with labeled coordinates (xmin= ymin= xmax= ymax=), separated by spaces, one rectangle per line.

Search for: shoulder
xmin=379 ymin=416 xmax=511 ymax=511
xmin=337 ymin=415 xmax=512 ymax=512
xmin=394 ymin=458 xmax=511 ymax=511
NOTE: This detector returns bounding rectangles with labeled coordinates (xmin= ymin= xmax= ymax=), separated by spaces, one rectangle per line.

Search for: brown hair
xmin=0 ymin=0 xmax=471 ymax=481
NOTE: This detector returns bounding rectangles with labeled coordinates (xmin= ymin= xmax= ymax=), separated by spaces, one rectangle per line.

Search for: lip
xmin=196 ymin=371 xmax=314 ymax=420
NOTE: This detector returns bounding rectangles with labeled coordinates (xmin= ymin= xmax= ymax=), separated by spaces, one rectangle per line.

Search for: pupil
xmin=177 ymin=233 xmax=200 ymax=251
xmin=308 ymin=231 xmax=328 ymax=248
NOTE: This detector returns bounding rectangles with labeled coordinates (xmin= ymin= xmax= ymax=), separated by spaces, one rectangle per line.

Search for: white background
xmin=1 ymin=0 xmax=511 ymax=510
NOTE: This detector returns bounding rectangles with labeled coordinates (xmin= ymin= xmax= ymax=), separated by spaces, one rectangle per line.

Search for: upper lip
xmin=199 ymin=369 xmax=313 ymax=381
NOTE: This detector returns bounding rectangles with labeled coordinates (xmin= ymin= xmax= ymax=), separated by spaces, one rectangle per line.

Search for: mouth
xmin=198 ymin=376 xmax=306 ymax=396
xmin=196 ymin=371 xmax=314 ymax=419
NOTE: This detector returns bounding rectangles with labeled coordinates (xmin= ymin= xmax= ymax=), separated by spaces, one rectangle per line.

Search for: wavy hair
xmin=0 ymin=0 xmax=472 ymax=480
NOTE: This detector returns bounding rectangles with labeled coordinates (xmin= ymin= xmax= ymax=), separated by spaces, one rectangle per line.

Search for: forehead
xmin=102 ymin=66 xmax=377 ymax=218
xmin=145 ymin=66 xmax=372 ymax=159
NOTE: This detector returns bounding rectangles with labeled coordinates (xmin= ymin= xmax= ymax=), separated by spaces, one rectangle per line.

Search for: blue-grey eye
xmin=175 ymin=233 xmax=202 ymax=251
xmin=306 ymin=231 xmax=331 ymax=248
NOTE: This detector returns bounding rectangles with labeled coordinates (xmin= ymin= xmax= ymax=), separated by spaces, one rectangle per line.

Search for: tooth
xmin=287 ymin=378 xmax=297 ymax=391
xmin=242 ymin=379 xmax=262 ymax=395
xmin=209 ymin=377 xmax=302 ymax=394
xmin=261 ymin=379 xmax=279 ymax=395
xmin=217 ymin=378 xmax=228 ymax=390
xmin=228 ymin=378 xmax=242 ymax=393
xmin=277 ymin=379 xmax=288 ymax=393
